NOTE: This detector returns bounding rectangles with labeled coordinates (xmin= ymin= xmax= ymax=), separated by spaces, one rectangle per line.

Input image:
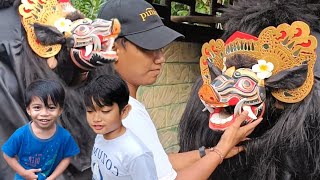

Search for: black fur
xmin=226 ymin=54 xmax=257 ymax=69
xmin=65 ymin=11 xmax=85 ymax=22
xmin=34 ymin=23 xmax=66 ymax=45
xmin=0 ymin=0 xmax=15 ymax=9
xmin=221 ymin=0 xmax=320 ymax=40
xmin=266 ymin=63 xmax=308 ymax=89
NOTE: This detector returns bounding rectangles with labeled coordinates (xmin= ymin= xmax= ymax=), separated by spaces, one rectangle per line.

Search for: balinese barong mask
xmin=19 ymin=0 xmax=120 ymax=70
xmin=68 ymin=18 xmax=120 ymax=71
xmin=199 ymin=21 xmax=317 ymax=131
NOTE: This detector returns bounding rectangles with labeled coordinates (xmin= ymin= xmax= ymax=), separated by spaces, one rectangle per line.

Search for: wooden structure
xmin=146 ymin=0 xmax=233 ymax=43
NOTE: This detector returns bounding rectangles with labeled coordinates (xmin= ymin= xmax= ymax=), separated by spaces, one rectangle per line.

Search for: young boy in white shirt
xmin=83 ymin=74 xmax=157 ymax=180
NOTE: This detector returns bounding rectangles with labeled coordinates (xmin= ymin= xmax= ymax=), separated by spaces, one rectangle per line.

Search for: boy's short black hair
xmin=83 ymin=74 xmax=129 ymax=111
xmin=25 ymin=79 xmax=65 ymax=108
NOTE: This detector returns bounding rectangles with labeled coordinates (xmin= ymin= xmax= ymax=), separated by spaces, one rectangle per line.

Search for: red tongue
xmin=80 ymin=49 xmax=91 ymax=59
xmin=213 ymin=108 xmax=222 ymax=113
xmin=98 ymin=35 xmax=104 ymax=42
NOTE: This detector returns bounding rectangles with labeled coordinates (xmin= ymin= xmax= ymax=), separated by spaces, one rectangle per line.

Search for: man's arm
xmin=172 ymin=111 xmax=263 ymax=180
xmin=3 ymin=153 xmax=40 ymax=179
xmin=168 ymin=150 xmax=200 ymax=171
xmin=168 ymin=145 xmax=245 ymax=171
xmin=46 ymin=157 xmax=71 ymax=180
xmin=175 ymin=146 xmax=225 ymax=180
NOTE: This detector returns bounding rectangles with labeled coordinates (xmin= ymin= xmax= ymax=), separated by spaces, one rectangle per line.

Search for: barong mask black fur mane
xmin=179 ymin=0 xmax=320 ymax=179
xmin=0 ymin=0 xmax=119 ymax=178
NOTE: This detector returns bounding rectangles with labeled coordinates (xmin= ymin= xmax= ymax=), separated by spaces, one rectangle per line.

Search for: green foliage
xmin=195 ymin=0 xmax=211 ymax=14
xmin=71 ymin=0 xmax=106 ymax=19
xmin=71 ymin=0 xmax=225 ymax=19
xmin=170 ymin=0 xmax=212 ymax=16
xmin=171 ymin=2 xmax=190 ymax=16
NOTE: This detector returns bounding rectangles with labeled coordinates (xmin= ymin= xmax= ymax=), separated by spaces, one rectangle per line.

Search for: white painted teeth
xmin=209 ymin=110 xmax=233 ymax=124
xmin=234 ymin=98 xmax=247 ymax=116
xmin=200 ymin=99 xmax=214 ymax=113
xmin=85 ymin=44 xmax=93 ymax=56
xmin=101 ymin=51 xmax=116 ymax=55
xmin=205 ymin=106 xmax=214 ymax=113
xmin=233 ymin=98 xmax=257 ymax=119
xmin=210 ymin=115 xmax=233 ymax=124
xmin=243 ymin=105 xmax=257 ymax=119
xmin=205 ymin=98 xmax=259 ymax=126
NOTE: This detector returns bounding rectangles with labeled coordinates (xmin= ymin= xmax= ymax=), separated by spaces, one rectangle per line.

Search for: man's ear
xmin=112 ymin=43 xmax=117 ymax=51
xmin=112 ymin=42 xmax=118 ymax=54
xmin=33 ymin=23 xmax=66 ymax=45
xmin=265 ymin=62 xmax=308 ymax=89
xmin=113 ymin=40 xmax=122 ymax=53
xmin=121 ymin=104 xmax=132 ymax=120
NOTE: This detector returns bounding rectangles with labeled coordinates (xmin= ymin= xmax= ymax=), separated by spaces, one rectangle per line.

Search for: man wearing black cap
xmin=98 ymin=1 xmax=181 ymax=179
xmin=97 ymin=0 xmax=259 ymax=179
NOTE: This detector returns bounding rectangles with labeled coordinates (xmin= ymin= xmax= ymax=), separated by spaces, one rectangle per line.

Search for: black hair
xmin=25 ymin=79 xmax=65 ymax=108
xmin=220 ymin=0 xmax=320 ymax=40
xmin=83 ymin=74 xmax=129 ymax=112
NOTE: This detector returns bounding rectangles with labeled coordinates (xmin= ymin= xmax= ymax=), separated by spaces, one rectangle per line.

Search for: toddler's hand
xmin=22 ymin=168 xmax=41 ymax=180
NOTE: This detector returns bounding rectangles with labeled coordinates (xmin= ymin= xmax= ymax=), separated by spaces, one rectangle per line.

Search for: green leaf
xmin=197 ymin=7 xmax=206 ymax=14
xmin=72 ymin=0 xmax=105 ymax=19
xmin=177 ymin=10 xmax=189 ymax=16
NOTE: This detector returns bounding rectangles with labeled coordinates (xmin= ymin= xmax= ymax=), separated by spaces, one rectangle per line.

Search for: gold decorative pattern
xmin=200 ymin=21 xmax=317 ymax=103
xmin=19 ymin=0 xmax=71 ymax=58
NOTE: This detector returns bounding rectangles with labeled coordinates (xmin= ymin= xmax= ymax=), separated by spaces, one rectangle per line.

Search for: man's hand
xmin=215 ymin=111 xmax=263 ymax=157
xmin=22 ymin=168 xmax=41 ymax=180
xmin=225 ymin=146 xmax=244 ymax=158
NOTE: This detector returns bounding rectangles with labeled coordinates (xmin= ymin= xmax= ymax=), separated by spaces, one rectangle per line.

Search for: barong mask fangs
xmin=19 ymin=0 xmax=120 ymax=70
xmin=199 ymin=21 xmax=317 ymax=131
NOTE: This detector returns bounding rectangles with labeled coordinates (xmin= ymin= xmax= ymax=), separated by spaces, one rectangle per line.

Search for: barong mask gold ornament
xmin=19 ymin=0 xmax=120 ymax=70
xmin=199 ymin=21 xmax=317 ymax=131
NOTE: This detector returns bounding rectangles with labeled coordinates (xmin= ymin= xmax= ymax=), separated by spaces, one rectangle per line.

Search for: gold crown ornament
xmin=19 ymin=0 xmax=76 ymax=58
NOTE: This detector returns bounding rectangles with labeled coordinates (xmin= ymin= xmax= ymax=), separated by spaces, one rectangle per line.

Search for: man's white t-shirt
xmin=123 ymin=97 xmax=177 ymax=180
xmin=91 ymin=129 xmax=157 ymax=180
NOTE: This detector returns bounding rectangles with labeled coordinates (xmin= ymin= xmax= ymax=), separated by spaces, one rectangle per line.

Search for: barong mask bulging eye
xmin=199 ymin=21 xmax=317 ymax=131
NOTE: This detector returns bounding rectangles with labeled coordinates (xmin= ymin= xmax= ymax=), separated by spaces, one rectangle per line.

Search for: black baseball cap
xmin=98 ymin=0 xmax=184 ymax=50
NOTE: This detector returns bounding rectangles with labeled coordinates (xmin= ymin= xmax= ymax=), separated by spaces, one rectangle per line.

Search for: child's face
xmin=86 ymin=101 xmax=130 ymax=139
xmin=26 ymin=96 xmax=62 ymax=130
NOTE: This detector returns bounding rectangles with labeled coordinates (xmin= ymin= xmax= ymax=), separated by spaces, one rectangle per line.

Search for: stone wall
xmin=137 ymin=41 xmax=201 ymax=153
